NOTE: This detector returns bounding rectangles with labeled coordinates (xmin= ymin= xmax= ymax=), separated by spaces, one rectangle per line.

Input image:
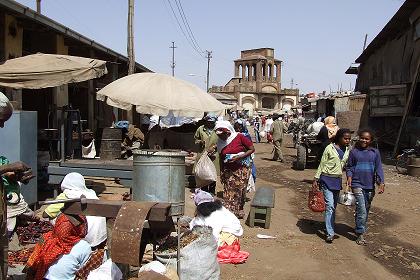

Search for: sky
xmin=16 ymin=0 xmax=404 ymax=94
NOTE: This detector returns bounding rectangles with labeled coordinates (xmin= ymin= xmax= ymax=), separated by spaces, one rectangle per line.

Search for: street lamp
xmin=188 ymin=73 xmax=207 ymax=90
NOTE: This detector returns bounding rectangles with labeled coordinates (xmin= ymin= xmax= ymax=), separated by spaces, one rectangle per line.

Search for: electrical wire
xmin=164 ymin=0 xmax=205 ymax=58
xmin=174 ymin=0 xmax=203 ymax=53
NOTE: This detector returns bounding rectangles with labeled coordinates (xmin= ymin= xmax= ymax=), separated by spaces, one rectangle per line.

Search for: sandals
xmin=325 ymin=235 xmax=334 ymax=243
xmin=356 ymin=234 xmax=367 ymax=246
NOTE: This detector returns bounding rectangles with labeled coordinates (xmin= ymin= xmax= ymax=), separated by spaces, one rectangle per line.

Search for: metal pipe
xmin=38 ymin=197 xmax=86 ymax=206
xmin=177 ymin=217 xmax=181 ymax=278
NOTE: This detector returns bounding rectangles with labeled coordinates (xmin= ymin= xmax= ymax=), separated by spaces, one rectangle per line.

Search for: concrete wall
xmin=336 ymin=111 xmax=364 ymax=133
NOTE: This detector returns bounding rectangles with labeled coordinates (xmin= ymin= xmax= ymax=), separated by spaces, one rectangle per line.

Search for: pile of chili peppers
xmin=16 ymin=220 xmax=53 ymax=245
xmin=8 ymin=248 xmax=34 ymax=267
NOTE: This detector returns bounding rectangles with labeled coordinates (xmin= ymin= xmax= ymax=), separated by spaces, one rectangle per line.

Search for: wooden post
xmin=36 ymin=0 xmax=41 ymax=13
xmin=127 ymin=0 xmax=135 ymax=123
xmin=393 ymin=59 xmax=420 ymax=156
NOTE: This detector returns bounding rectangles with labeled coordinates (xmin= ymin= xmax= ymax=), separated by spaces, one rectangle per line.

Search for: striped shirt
xmin=346 ymin=147 xmax=384 ymax=189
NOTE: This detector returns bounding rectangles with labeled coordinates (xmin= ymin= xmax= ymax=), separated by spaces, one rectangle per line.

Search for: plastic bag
xmin=217 ymin=239 xmax=249 ymax=264
xmin=259 ymin=131 xmax=266 ymax=139
xmin=87 ymin=259 xmax=122 ymax=280
xmin=194 ymin=153 xmax=217 ymax=187
xmin=246 ymin=174 xmax=255 ymax=193
xmin=308 ymin=189 xmax=326 ymax=212
xmin=180 ymin=226 xmax=220 ymax=280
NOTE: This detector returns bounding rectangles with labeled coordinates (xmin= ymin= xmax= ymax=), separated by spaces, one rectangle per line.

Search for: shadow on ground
xmin=296 ymin=218 xmax=357 ymax=242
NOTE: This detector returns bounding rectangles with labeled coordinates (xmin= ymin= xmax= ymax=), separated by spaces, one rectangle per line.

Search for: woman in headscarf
xmin=234 ymin=120 xmax=257 ymax=187
xmin=214 ymin=121 xmax=255 ymax=218
xmin=42 ymin=173 xmax=107 ymax=248
xmin=190 ymin=189 xmax=249 ymax=264
xmin=317 ymin=116 xmax=340 ymax=162
xmin=317 ymin=116 xmax=339 ymax=142
xmin=26 ymin=214 xmax=91 ymax=280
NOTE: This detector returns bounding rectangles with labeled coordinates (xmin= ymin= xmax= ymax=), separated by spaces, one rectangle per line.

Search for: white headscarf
xmin=0 ymin=92 xmax=13 ymax=114
xmin=61 ymin=172 xmax=97 ymax=199
xmin=0 ymin=92 xmax=10 ymax=107
xmin=61 ymin=172 xmax=107 ymax=247
xmin=215 ymin=120 xmax=238 ymax=152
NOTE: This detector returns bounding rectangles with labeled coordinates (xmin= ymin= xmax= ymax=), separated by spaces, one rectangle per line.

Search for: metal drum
xmin=407 ymin=156 xmax=420 ymax=178
xmin=133 ymin=150 xmax=186 ymax=216
xmin=100 ymin=128 xmax=122 ymax=160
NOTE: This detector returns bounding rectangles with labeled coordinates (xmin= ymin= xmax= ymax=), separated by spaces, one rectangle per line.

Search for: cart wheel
xmin=296 ymin=145 xmax=306 ymax=170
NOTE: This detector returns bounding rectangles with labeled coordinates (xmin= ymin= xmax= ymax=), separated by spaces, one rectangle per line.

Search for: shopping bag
xmin=217 ymin=239 xmax=249 ymax=264
xmin=194 ymin=153 xmax=217 ymax=187
xmin=308 ymin=188 xmax=326 ymax=212
xmin=246 ymin=173 xmax=255 ymax=193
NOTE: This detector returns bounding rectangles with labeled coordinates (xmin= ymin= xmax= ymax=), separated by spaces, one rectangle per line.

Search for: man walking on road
xmin=253 ymin=117 xmax=261 ymax=143
xmin=270 ymin=114 xmax=287 ymax=162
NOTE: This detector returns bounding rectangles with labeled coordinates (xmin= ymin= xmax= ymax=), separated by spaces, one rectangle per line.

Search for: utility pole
xmin=36 ymin=0 xmax=41 ymax=13
xmin=126 ymin=0 xmax=135 ymax=123
xmin=127 ymin=0 xmax=135 ymax=75
xmin=205 ymin=50 xmax=212 ymax=92
xmin=170 ymin=42 xmax=177 ymax=77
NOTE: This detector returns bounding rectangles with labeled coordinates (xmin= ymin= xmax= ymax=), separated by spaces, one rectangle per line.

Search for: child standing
xmin=346 ymin=129 xmax=385 ymax=245
xmin=313 ymin=128 xmax=352 ymax=243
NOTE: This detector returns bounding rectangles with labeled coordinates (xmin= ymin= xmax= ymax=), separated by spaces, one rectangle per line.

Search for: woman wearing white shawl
xmin=213 ymin=121 xmax=255 ymax=218
xmin=43 ymin=173 xmax=107 ymax=247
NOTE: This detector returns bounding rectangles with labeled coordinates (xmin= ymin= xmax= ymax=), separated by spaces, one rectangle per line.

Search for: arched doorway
xmin=282 ymin=98 xmax=294 ymax=111
xmin=262 ymin=97 xmax=275 ymax=109
xmin=242 ymin=96 xmax=256 ymax=116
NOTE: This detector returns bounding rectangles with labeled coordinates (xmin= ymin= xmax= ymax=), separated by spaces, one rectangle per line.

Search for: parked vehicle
xmin=295 ymin=134 xmax=322 ymax=170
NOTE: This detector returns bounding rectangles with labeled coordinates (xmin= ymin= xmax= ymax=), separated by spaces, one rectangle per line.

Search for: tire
xmin=395 ymin=154 xmax=408 ymax=174
xmin=296 ymin=145 xmax=307 ymax=170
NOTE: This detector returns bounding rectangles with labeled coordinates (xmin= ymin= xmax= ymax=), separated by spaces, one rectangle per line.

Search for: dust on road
xmin=220 ymin=136 xmax=420 ymax=280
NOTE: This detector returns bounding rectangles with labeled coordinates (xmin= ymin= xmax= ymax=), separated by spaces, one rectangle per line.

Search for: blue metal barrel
xmin=133 ymin=150 xmax=186 ymax=216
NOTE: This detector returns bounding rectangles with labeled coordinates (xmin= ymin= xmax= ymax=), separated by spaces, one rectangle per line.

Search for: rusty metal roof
xmin=355 ymin=0 xmax=420 ymax=63
xmin=0 ymin=0 xmax=152 ymax=72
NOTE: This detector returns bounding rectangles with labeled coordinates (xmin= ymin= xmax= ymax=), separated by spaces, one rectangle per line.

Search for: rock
xmin=410 ymin=262 xmax=420 ymax=270
xmin=373 ymin=249 xmax=385 ymax=258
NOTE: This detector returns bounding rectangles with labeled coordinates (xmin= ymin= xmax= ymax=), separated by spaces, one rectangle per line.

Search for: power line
xmin=164 ymin=0 xmax=204 ymax=58
xmin=174 ymin=0 xmax=203 ymax=53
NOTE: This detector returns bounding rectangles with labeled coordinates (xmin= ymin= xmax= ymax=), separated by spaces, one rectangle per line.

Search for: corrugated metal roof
xmin=0 ymin=0 xmax=152 ymax=72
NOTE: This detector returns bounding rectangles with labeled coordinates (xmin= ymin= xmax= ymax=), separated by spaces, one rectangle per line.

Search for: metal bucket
xmin=100 ymin=128 xmax=122 ymax=160
xmin=407 ymin=156 xmax=420 ymax=178
xmin=133 ymin=150 xmax=186 ymax=216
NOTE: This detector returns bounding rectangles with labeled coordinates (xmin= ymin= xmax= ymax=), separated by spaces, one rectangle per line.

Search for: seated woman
xmin=42 ymin=173 xmax=107 ymax=248
xmin=189 ymin=189 xmax=249 ymax=264
xmin=26 ymin=214 xmax=91 ymax=280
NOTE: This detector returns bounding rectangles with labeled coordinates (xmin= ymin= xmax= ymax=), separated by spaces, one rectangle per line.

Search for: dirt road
xmin=216 ymin=136 xmax=420 ymax=280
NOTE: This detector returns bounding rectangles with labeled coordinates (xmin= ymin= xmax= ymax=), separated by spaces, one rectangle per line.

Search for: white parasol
xmin=96 ymin=73 xmax=225 ymax=118
xmin=0 ymin=53 xmax=107 ymax=89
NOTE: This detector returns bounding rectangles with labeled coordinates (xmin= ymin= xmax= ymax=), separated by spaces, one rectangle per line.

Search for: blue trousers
xmin=254 ymin=128 xmax=260 ymax=143
xmin=321 ymin=184 xmax=340 ymax=237
xmin=353 ymin=188 xmax=375 ymax=234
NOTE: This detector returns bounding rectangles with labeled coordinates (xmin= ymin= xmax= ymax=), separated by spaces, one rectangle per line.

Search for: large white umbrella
xmin=0 ymin=53 xmax=107 ymax=89
xmin=96 ymin=73 xmax=225 ymax=118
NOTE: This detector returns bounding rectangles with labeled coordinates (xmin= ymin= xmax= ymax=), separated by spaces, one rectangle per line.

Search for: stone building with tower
xmin=210 ymin=48 xmax=298 ymax=115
